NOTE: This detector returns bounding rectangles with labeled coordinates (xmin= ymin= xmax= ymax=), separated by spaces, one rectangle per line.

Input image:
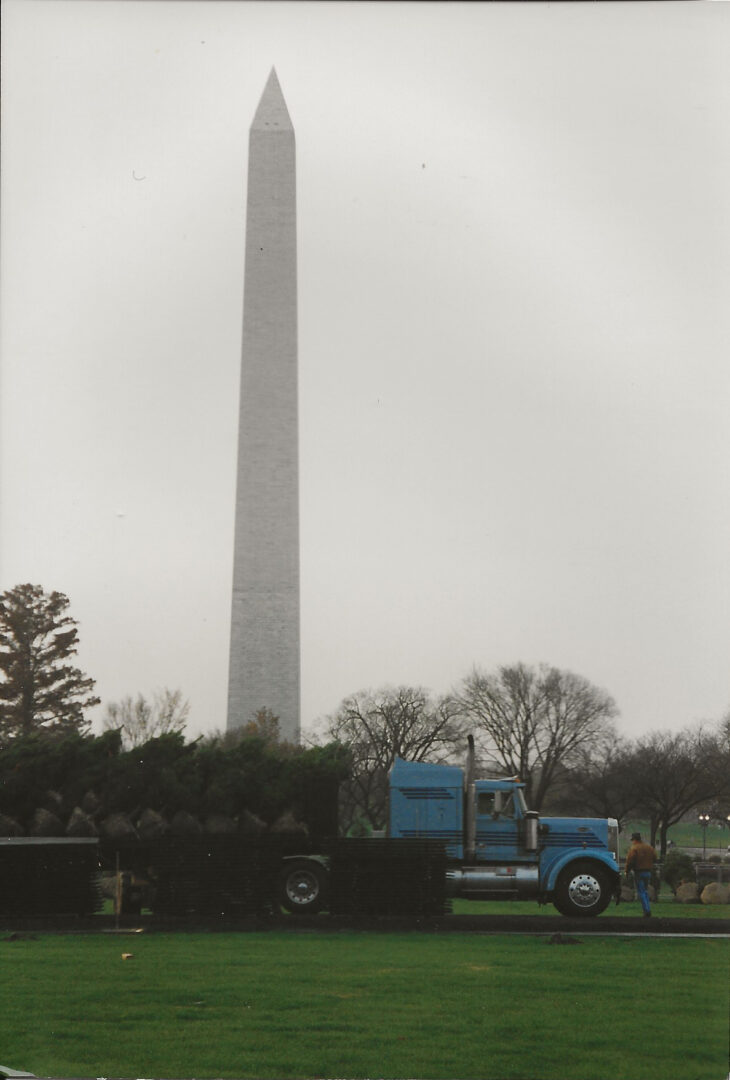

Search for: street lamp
xmin=698 ymin=813 xmax=711 ymax=860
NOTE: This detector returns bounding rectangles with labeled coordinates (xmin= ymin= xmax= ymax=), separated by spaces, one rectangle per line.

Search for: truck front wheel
xmin=553 ymin=861 xmax=613 ymax=917
xmin=279 ymin=859 xmax=328 ymax=914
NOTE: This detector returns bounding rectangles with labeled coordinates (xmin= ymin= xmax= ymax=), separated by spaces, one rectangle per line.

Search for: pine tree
xmin=0 ymin=584 xmax=100 ymax=742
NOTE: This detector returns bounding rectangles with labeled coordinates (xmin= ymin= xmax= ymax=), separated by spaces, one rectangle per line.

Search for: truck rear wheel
xmin=553 ymin=861 xmax=613 ymax=917
xmin=279 ymin=859 xmax=328 ymax=914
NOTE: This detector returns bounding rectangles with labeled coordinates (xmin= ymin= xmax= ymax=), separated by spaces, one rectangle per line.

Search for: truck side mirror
xmin=524 ymin=811 xmax=539 ymax=852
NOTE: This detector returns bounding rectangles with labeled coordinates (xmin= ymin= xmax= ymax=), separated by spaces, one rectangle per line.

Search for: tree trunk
xmin=658 ymin=820 xmax=669 ymax=860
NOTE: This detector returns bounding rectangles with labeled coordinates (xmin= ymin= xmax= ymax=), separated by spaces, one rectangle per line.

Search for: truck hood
xmin=538 ymin=816 xmax=612 ymax=850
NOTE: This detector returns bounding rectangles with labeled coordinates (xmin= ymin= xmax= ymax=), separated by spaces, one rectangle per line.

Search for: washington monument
xmin=227 ymin=69 xmax=300 ymax=741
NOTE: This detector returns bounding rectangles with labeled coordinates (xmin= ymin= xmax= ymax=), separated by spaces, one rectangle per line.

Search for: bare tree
xmin=238 ymin=707 xmax=288 ymax=746
xmin=103 ymin=687 xmax=189 ymax=749
xmin=625 ymin=725 xmax=730 ymax=858
xmin=551 ymin=735 xmax=639 ymax=826
xmin=720 ymin=710 xmax=730 ymax=749
xmin=323 ymin=686 xmax=465 ymax=832
xmin=204 ymin=708 xmax=299 ymax=754
xmin=454 ymin=663 xmax=618 ymax=810
xmin=712 ymin=710 xmax=730 ymax=822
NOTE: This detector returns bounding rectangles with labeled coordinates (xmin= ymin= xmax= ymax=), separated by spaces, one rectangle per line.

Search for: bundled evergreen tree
xmin=0 ymin=584 xmax=100 ymax=743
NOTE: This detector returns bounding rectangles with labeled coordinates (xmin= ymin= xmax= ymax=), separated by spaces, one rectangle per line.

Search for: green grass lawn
xmin=620 ymin=819 xmax=730 ymax=854
xmin=0 ymin=930 xmax=727 ymax=1080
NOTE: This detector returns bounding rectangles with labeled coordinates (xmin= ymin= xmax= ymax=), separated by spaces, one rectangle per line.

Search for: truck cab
xmin=388 ymin=749 xmax=620 ymax=917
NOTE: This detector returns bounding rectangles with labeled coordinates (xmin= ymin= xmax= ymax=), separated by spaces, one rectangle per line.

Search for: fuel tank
xmin=447 ymin=865 xmax=540 ymax=899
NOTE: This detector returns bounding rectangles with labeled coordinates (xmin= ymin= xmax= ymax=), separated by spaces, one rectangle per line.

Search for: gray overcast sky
xmin=2 ymin=0 xmax=729 ymax=743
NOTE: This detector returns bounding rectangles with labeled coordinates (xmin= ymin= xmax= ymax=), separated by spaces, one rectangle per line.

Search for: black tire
xmin=553 ymin=860 xmax=614 ymax=917
xmin=279 ymin=858 xmax=328 ymax=914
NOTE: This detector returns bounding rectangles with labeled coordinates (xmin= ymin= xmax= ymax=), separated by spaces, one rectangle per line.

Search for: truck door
xmin=474 ymin=788 xmax=529 ymax=863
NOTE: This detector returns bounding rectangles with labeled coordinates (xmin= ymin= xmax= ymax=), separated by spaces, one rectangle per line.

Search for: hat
xmin=631 ymin=832 xmax=642 ymax=841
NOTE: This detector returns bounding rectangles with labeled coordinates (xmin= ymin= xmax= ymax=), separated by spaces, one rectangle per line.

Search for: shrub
xmin=662 ymin=850 xmax=696 ymax=894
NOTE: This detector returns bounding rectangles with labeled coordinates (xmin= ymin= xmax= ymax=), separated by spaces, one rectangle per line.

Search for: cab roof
xmin=390 ymin=757 xmax=525 ymax=789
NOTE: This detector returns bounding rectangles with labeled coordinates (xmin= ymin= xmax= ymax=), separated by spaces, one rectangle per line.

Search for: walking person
xmin=625 ymin=832 xmax=657 ymax=917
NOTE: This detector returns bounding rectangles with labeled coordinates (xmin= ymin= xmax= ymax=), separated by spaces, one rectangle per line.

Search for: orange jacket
xmin=625 ymin=841 xmax=656 ymax=873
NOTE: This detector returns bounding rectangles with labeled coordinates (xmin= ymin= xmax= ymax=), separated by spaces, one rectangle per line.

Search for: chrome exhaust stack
xmin=524 ymin=810 xmax=539 ymax=853
xmin=464 ymin=735 xmax=476 ymax=862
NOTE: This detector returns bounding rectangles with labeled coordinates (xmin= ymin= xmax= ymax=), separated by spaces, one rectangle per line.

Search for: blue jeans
xmin=635 ymin=871 xmax=652 ymax=915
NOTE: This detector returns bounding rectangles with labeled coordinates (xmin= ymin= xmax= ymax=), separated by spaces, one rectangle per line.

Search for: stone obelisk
xmin=227 ymin=69 xmax=300 ymax=741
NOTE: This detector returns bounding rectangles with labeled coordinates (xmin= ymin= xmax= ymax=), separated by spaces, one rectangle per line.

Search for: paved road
xmin=674 ymin=845 xmax=730 ymax=856
xmin=259 ymin=912 xmax=730 ymax=936
xmin=6 ymin=912 xmax=728 ymax=936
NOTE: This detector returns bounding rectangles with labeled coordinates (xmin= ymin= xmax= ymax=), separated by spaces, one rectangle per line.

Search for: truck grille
xmin=607 ymin=820 xmax=619 ymax=863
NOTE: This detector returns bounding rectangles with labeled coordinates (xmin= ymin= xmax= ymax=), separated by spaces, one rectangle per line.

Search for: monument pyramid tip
xmin=251 ymin=68 xmax=293 ymax=131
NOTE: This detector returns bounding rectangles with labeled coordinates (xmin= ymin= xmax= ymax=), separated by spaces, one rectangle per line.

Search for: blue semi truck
xmin=281 ymin=737 xmax=621 ymax=917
